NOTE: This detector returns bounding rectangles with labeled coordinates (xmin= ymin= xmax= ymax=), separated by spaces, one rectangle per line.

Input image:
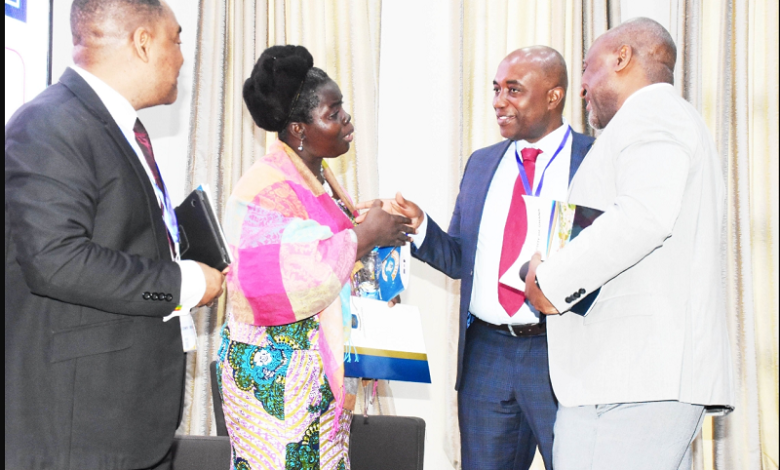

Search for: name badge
xmin=179 ymin=312 xmax=198 ymax=352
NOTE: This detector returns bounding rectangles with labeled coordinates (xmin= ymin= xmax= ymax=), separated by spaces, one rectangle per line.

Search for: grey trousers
xmin=553 ymin=401 xmax=706 ymax=470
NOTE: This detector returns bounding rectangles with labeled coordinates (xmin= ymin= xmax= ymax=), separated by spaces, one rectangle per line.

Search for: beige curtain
xmin=177 ymin=0 xmax=385 ymax=436
xmin=702 ymin=0 xmax=780 ymax=469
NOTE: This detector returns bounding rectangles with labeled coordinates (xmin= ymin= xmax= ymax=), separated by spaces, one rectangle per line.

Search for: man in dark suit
xmin=362 ymin=46 xmax=594 ymax=469
xmin=5 ymin=1 xmax=225 ymax=469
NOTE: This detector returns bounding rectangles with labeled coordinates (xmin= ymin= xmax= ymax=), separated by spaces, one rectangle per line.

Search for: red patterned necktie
xmin=498 ymin=147 xmax=542 ymax=316
xmin=133 ymin=119 xmax=164 ymax=192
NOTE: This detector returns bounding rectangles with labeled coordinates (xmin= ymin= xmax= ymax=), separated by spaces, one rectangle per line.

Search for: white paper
xmin=348 ymin=297 xmax=427 ymax=355
xmin=498 ymin=196 xmax=554 ymax=291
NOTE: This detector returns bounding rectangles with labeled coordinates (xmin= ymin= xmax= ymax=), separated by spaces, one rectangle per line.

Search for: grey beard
xmin=587 ymin=110 xmax=605 ymax=130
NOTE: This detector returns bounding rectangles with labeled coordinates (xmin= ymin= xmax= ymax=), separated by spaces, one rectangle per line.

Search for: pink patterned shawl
xmin=222 ymin=140 xmax=358 ymax=424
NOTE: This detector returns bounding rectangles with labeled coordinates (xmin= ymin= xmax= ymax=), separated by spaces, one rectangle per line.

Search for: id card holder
xmin=179 ymin=312 xmax=198 ymax=352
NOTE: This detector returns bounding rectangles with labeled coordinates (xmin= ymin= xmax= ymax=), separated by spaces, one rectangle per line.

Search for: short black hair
xmin=243 ymin=45 xmax=332 ymax=136
xmin=71 ymin=0 xmax=163 ymax=46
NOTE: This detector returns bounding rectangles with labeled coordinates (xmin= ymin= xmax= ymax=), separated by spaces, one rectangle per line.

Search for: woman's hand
xmin=355 ymin=192 xmax=424 ymax=231
xmin=353 ymin=200 xmax=415 ymax=259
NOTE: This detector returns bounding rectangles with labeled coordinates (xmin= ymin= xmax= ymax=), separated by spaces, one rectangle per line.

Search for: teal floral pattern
xmin=233 ymin=456 xmax=251 ymax=470
xmin=285 ymin=420 xmax=320 ymax=470
xmin=221 ymin=316 xmax=349 ymax=468
xmin=224 ymin=317 xmax=318 ymax=420
xmin=308 ymin=379 xmax=334 ymax=415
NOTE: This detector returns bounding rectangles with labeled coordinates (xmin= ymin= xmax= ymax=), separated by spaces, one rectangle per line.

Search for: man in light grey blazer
xmin=524 ymin=17 xmax=734 ymax=470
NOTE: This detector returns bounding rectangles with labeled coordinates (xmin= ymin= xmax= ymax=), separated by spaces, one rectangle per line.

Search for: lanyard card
xmin=179 ymin=312 xmax=198 ymax=352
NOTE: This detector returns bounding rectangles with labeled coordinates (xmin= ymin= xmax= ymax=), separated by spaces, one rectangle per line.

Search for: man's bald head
xmin=71 ymin=0 xmax=164 ymax=65
xmin=505 ymin=46 xmax=569 ymax=108
xmin=493 ymin=45 xmax=569 ymax=142
xmin=580 ymin=17 xmax=677 ymax=129
xmin=600 ymin=17 xmax=677 ymax=85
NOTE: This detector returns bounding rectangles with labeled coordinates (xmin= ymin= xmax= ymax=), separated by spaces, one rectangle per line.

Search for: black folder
xmin=174 ymin=187 xmax=232 ymax=271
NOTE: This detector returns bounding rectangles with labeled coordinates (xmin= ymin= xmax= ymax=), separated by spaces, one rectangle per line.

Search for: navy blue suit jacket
xmin=412 ymin=130 xmax=595 ymax=390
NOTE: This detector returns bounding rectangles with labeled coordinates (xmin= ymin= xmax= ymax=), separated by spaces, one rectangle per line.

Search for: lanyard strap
xmin=514 ymin=126 xmax=571 ymax=196
xmin=150 ymin=165 xmax=181 ymax=255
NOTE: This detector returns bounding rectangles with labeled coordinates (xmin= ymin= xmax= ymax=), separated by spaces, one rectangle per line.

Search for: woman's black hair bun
xmin=243 ymin=45 xmax=314 ymax=132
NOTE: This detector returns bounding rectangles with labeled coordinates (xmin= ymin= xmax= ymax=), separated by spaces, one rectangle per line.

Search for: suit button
xmin=578 ymin=288 xmax=586 ymax=295
xmin=165 ymin=294 xmax=173 ymax=302
xmin=573 ymin=292 xmax=580 ymax=299
xmin=143 ymin=292 xmax=151 ymax=300
xmin=151 ymin=293 xmax=159 ymax=300
xmin=565 ymin=296 xmax=572 ymax=303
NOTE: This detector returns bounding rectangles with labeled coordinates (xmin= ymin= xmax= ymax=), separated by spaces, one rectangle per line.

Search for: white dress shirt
xmin=413 ymin=120 xmax=573 ymax=325
xmin=73 ymin=66 xmax=205 ymax=314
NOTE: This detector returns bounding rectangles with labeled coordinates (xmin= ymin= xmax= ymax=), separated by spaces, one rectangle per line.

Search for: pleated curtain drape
xmin=703 ymin=0 xmax=779 ymax=469
xmin=176 ymin=0 xmax=385 ymax=437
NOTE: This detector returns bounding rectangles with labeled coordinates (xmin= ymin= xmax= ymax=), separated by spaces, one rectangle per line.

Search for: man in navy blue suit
xmin=362 ymin=46 xmax=594 ymax=469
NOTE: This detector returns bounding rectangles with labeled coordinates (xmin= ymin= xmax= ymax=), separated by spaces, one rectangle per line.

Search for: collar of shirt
xmin=72 ymin=66 xmax=139 ymax=137
xmin=622 ymin=82 xmax=673 ymax=108
xmin=72 ymin=66 xmax=163 ymax=206
xmin=511 ymin=118 xmax=570 ymax=189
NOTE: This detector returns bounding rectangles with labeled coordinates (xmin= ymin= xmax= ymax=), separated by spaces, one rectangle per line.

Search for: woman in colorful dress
xmin=218 ymin=45 xmax=413 ymax=470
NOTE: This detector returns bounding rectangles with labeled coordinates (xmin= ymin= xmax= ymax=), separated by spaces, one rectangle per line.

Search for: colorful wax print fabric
xmin=218 ymin=322 xmax=351 ymax=470
xmin=221 ymin=140 xmax=358 ymax=468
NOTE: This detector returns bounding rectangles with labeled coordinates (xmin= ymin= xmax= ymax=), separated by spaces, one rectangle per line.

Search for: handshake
xmin=352 ymin=193 xmax=424 ymax=259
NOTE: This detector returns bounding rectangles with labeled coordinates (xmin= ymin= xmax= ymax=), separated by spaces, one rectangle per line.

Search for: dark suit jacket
xmin=412 ymin=131 xmax=595 ymax=390
xmin=5 ymin=68 xmax=186 ymax=470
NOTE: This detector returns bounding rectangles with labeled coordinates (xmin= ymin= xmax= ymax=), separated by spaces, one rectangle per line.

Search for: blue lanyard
xmin=150 ymin=164 xmax=181 ymax=251
xmin=514 ymin=126 xmax=571 ymax=196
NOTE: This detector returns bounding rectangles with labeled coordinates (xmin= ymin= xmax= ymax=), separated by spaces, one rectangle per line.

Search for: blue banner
xmin=5 ymin=0 xmax=27 ymax=23
xmin=345 ymin=351 xmax=432 ymax=383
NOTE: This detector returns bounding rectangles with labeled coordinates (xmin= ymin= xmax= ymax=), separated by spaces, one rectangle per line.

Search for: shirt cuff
xmin=409 ymin=213 xmax=428 ymax=248
xmin=170 ymin=260 xmax=206 ymax=317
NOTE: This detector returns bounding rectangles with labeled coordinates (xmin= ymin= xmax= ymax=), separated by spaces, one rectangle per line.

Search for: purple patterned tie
xmin=133 ymin=119 xmax=164 ymax=192
xmin=133 ymin=118 xmax=174 ymax=253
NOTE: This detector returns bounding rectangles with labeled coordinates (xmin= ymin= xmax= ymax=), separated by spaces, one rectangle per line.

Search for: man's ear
xmin=547 ymin=86 xmax=565 ymax=110
xmin=132 ymin=26 xmax=153 ymax=63
xmin=615 ymin=44 xmax=633 ymax=72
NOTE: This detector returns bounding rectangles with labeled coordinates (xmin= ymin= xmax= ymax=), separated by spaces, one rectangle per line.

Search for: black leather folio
xmin=175 ymin=188 xmax=231 ymax=271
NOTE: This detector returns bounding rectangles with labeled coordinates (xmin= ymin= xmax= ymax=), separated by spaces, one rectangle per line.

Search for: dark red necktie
xmin=133 ymin=118 xmax=174 ymax=254
xmin=498 ymin=147 xmax=542 ymax=316
xmin=133 ymin=119 xmax=164 ymax=192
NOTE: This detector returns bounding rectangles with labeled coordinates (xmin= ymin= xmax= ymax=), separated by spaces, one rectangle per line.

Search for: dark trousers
xmin=458 ymin=319 xmax=557 ymax=470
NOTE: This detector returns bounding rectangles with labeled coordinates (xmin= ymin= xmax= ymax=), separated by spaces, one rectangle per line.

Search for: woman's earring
xmin=298 ymin=136 xmax=304 ymax=151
